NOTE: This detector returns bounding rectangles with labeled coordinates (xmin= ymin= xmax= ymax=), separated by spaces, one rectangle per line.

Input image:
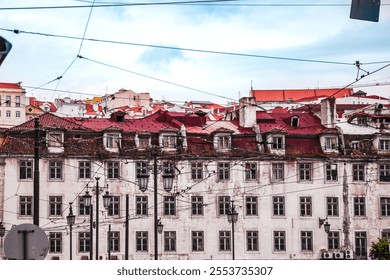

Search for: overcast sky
xmin=0 ymin=0 xmax=390 ymax=105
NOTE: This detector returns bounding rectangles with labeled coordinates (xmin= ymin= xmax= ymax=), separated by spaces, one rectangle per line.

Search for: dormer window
xmin=271 ymin=136 xmax=284 ymax=150
xmin=325 ymin=136 xmax=337 ymax=151
xmin=159 ymin=133 xmax=177 ymax=150
xmin=214 ymin=133 xmax=231 ymax=151
xmin=104 ymin=132 xmax=121 ymax=151
xmin=379 ymin=139 xmax=390 ymax=151
xmin=139 ymin=136 xmax=150 ymax=149
xmin=291 ymin=116 xmax=299 ymax=127
xmin=48 ymin=132 xmax=63 ymax=147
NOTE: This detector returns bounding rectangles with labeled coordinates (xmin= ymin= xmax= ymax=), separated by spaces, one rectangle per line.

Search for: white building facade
xmin=0 ymin=98 xmax=389 ymax=260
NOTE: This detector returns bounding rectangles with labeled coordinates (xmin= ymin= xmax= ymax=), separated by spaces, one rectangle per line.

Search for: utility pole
xmin=33 ymin=118 xmax=40 ymax=226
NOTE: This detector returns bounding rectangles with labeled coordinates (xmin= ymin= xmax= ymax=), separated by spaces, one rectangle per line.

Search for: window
xmin=245 ymin=196 xmax=258 ymax=216
xmin=379 ymin=139 xmax=390 ymax=151
xmin=300 ymin=196 xmax=312 ymax=217
xmin=162 ymin=161 xmax=175 ymax=177
xmin=291 ymin=116 xmax=299 ymax=127
xmin=192 ymin=231 xmax=204 ymax=252
xmin=79 ymin=232 xmax=91 ymax=253
xmin=217 ymin=162 xmax=230 ymax=181
xmin=49 ymin=160 xmax=63 ymax=180
xmin=355 ymin=231 xmax=367 ymax=259
xmin=326 ymin=197 xmax=339 ymax=217
xmin=217 ymin=135 xmax=231 ymax=150
xmin=138 ymin=136 xmax=150 ymax=149
xmin=108 ymin=231 xmax=120 ymax=252
xmin=218 ymin=196 xmax=231 ymax=215
xmin=107 ymin=161 xmax=120 ymax=179
xmin=299 ymin=163 xmax=312 ymax=182
xmin=16 ymin=110 xmax=20 ymax=118
xmin=354 ymin=197 xmax=366 ymax=217
xmin=300 ymin=231 xmax=313 ymax=251
xmin=273 ymin=231 xmax=286 ymax=252
xmin=136 ymin=231 xmax=148 ymax=252
xmin=271 ymin=136 xmax=284 ymax=150
xmin=273 ymin=196 xmax=285 ymax=216
xmin=6 ymin=110 xmax=10 ymax=117
xmin=352 ymin=164 xmax=365 ymax=182
xmin=5 ymin=95 xmax=11 ymax=107
xmin=15 ymin=96 xmax=20 ymax=107
xmin=325 ymin=163 xmax=338 ymax=181
xmin=19 ymin=160 xmax=33 ymax=180
xmin=379 ymin=164 xmax=390 ymax=182
xmin=191 ymin=196 xmax=204 ymax=216
xmin=105 ymin=133 xmax=121 ymax=149
xmin=49 ymin=196 xmax=63 ymax=216
xmin=328 ymin=231 xmax=340 ymax=250
xmin=219 ymin=231 xmax=231 ymax=251
xmin=136 ymin=196 xmax=148 ymax=216
xmin=79 ymin=161 xmax=91 ymax=179
xmin=136 ymin=161 xmax=148 ymax=177
xmin=324 ymin=136 xmax=337 ymax=150
xmin=246 ymin=231 xmax=259 ymax=251
xmin=381 ymin=230 xmax=390 ymax=240
xmin=380 ymin=197 xmax=390 ymax=217
xmin=191 ymin=162 xmax=203 ymax=180
xmin=48 ymin=133 xmax=63 ymax=147
xmin=163 ymin=196 xmax=176 ymax=216
xmin=78 ymin=196 xmax=91 ymax=216
xmin=108 ymin=195 xmax=120 ymax=216
xmin=245 ymin=162 xmax=257 ymax=181
xmin=49 ymin=232 xmax=62 ymax=253
xmin=20 ymin=196 xmax=33 ymax=216
xmin=161 ymin=135 xmax=176 ymax=149
xmin=164 ymin=231 xmax=176 ymax=252
xmin=272 ymin=163 xmax=284 ymax=182
xmin=351 ymin=141 xmax=359 ymax=150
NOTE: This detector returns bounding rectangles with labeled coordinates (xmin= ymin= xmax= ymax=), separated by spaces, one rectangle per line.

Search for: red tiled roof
xmin=69 ymin=110 xmax=180 ymax=133
xmin=251 ymin=88 xmax=353 ymax=102
xmin=0 ymin=82 xmax=23 ymax=89
xmin=256 ymin=111 xmax=323 ymax=135
xmin=29 ymin=97 xmax=58 ymax=112
xmin=11 ymin=112 xmax=91 ymax=131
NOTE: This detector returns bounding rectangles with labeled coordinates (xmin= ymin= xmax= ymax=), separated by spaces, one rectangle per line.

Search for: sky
xmin=0 ymin=0 xmax=390 ymax=105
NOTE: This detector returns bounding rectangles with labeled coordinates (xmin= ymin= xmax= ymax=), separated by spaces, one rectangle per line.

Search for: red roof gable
xmin=251 ymin=88 xmax=353 ymax=102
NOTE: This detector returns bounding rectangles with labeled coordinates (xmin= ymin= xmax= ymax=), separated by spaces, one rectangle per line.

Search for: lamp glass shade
xmin=102 ymin=191 xmax=112 ymax=210
xmin=82 ymin=191 xmax=92 ymax=208
xmin=227 ymin=211 xmax=238 ymax=224
xmin=0 ymin=222 xmax=5 ymax=237
xmin=162 ymin=174 xmax=174 ymax=192
xmin=324 ymin=221 xmax=331 ymax=233
xmin=67 ymin=213 xmax=76 ymax=227
xmin=137 ymin=174 xmax=149 ymax=192
xmin=157 ymin=219 xmax=164 ymax=234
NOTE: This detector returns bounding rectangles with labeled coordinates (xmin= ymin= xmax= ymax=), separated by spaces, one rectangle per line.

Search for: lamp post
xmin=82 ymin=177 xmax=112 ymax=260
xmin=227 ymin=200 xmax=238 ymax=260
xmin=66 ymin=202 xmax=76 ymax=260
xmin=137 ymin=154 xmax=173 ymax=260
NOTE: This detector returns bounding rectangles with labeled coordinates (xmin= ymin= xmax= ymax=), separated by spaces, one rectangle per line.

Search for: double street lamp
xmin=82 ymin=177 xmax=112 ymax=260
xmin=137 ymin=154 xmax=174 ymax=260
xmin=227 ymin=200 xmax=238 ymax=260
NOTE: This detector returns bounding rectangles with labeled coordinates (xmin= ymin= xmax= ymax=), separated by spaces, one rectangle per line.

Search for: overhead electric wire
xmin=1 ymin=27 xmax=366 ymax=66
xmin=0 ymin=0 xmax=241 ymax=10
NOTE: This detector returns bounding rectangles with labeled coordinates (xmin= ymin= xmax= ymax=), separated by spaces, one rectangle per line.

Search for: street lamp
xmin=137 ymin=155 xmax=174 ymax=260
xmin=82 ymin=177 xmax=112 ymax=260
xmin=0 ymin=221 xmax=5 ymax=258
xmin=227 ymin=200 xmax=238 ymax=260
xmin=66 ymin=202 xmax=76 ymax=260
xmin=319 ymin=218 xmax=331 ymax=233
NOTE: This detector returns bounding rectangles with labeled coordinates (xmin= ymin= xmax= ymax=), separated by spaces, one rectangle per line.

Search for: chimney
xmin=320 ymin=97 xmax=336 ymax=128
xmin=239 ymin=97 xmax=257 ymax=128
